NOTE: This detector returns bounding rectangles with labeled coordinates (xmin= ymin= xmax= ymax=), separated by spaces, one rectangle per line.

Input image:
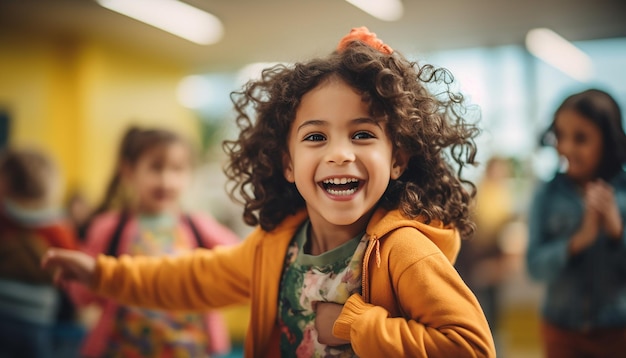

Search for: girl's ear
xmin=390 ymin=149 xmax=408 ymax=180
xmin=283 ymin=153 xmax=295 ymax=183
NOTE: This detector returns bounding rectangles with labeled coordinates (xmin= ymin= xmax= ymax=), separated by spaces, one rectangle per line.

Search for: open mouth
xmin=320 ymin=177 xmax=361 ymax=196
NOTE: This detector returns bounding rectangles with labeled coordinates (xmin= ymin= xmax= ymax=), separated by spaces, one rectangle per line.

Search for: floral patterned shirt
xmin=278 ymin=220 xmax=367 ymax=358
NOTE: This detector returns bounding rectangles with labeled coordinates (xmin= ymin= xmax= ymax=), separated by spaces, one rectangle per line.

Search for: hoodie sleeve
xmin=333 ymin=233 xmax=496 ymax=357
xmin=92 ymin=227 xmax=264 ymax=311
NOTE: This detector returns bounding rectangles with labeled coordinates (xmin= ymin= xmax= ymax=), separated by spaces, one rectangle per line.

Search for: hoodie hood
xmin=366 ymin=208 xmax=461 ymax=264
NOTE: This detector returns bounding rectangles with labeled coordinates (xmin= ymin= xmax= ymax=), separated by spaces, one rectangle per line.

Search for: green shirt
xmin=278 ymin=220 xmax=367 ymax=357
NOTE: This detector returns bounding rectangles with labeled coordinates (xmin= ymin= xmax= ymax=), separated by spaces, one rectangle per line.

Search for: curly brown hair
xmin=223 ymin=41 xmax=480 ymax=238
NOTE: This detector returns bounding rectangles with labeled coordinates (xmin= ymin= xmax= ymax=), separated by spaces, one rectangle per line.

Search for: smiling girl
xmin=43 ymin=27 xmax=495 ymax=357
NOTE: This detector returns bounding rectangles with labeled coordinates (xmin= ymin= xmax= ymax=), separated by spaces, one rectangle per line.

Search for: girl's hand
xmin=568 ymin=187 xmax=602 ymax=255
xmin=587 ymin=180 xmax=623 ymax=240
xmin=315 ymin=302 xmax=350 ymax=346
xmin=41 ymin=248 xmax=97 ymax=288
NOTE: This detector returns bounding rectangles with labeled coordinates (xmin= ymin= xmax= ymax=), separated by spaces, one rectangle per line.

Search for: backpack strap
xmin=105 ymin=211 xmax=129 ymax=257
xmin=185 ymin=214 xmax=204 ymax=249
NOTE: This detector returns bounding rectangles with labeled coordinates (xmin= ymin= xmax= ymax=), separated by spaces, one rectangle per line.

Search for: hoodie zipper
xmin=361 ymin=234 xmax=379 ymax=302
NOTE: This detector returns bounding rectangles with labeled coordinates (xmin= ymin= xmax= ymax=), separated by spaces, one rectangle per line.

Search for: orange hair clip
xmin=336 ymin=26 xmax=393 ymax=55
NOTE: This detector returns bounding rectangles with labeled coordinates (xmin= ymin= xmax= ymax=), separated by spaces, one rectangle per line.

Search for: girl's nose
xmin=160 ymin=171 xmax=177 ymax=187
xmin=325 ymin=140 xmax=355 ymax=165
xmin=556 ymin=138 xmax=573 ymax=157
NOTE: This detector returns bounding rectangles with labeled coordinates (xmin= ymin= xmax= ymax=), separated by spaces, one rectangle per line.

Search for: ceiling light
xmin=345 ymin=0 xmax=403 ymax=21
xmin=525 ymin=28 xmax=593 ymax=82
xmin=96 ymin=0 xmax=224 ymax=45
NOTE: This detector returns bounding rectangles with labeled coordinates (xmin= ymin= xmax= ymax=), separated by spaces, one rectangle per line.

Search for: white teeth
xmin=323 ymin=178 xmax=358 ymax=184
xmin=327 ymin=188 xmax=357 ymax=196
xmin=321 ymin=177 xmax=359 ymax=196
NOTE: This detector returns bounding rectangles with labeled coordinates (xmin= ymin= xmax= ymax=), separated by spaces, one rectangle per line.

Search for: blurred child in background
xmin=456 ymin=156 xmax=518 ymax=356
xmin=0 ymin=147 xmax=79 ymax=358
xmin=72 ymin=126 xmax=240 ymax=358
xmin=526 ymin=88 xmax=626 ymax=357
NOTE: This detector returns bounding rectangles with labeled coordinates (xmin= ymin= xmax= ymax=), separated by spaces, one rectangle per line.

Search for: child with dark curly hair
xmin=43 ymin=27 xmax=495 ymax=357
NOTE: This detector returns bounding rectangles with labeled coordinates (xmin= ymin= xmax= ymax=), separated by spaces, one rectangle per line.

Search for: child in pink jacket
xmin=72 ymin=126 xmax=240 ymax=358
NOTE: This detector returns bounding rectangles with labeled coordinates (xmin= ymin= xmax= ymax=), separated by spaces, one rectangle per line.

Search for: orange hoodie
xmin=94 ymin=207 xmax=496 ymax=357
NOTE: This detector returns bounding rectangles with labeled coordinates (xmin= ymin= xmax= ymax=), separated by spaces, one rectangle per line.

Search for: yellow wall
xmin=0 ymin=32 xmax=199 ymax=205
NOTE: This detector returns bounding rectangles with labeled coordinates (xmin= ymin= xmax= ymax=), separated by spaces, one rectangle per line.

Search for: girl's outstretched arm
xmin=43 ymin=236 xmax=257 ymax=311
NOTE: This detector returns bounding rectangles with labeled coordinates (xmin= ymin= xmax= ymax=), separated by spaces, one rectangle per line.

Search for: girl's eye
xmin=304 ymin=133 xmax=326 ymax=142
xmin=573 ymin=132 xmax=588 ymax=144
xmin=353 ymin=131 xmax=375 ymax=140
xmin=150 ymin=161 xmax=164 ymax=171
xmin=172 ymin=163 xmax=188 ymax=172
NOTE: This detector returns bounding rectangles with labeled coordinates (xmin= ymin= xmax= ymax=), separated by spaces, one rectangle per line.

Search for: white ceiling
xmin=1 ymin=0 xmax=625 ymax=73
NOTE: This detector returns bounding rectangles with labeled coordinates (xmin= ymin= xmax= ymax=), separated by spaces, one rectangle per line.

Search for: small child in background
xmin=44 ymin=27 xmax=496 ymax=357
xmin=0 ymin=147 xmax=79 ymax=358
xmin=526 ymin=88 xmax=626 ymax=357
xmin=455 ymin=156 xmax=518 ymax=355
xmin=71 ymin=126 xmax=240 ymax=358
